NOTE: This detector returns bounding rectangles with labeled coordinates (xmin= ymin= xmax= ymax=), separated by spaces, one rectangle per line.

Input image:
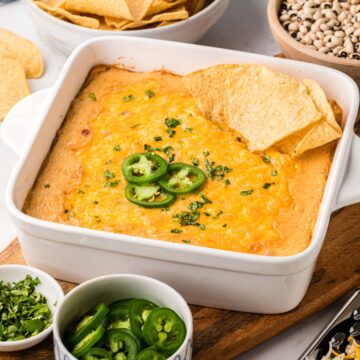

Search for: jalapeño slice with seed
xmin=122 ymin=153 xmax=168 ymax=185
xmin=135 ymin=346 xmax=167 ymax=360
xmin=106 ymin=328 xmax=140 ymax=360
xmin=125 ymin=183 xmax=176 ymax=208
xmin=83 ymin=347 xmax=112 ymax=360
xmin=129 ymin=299 xmax=158 ymax=341
xmin=159 ymin=163 xmax=206 ymax=194
xmin=143 ymin=308 xmax=186 ymax=356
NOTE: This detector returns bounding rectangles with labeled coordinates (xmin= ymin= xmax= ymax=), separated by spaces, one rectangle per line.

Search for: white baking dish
xmin=2 ymin=37 xmax=360 ymax=314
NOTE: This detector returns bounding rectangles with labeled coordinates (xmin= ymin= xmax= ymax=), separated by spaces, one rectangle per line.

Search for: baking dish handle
xmin=1 ymin=89 xmax=50 ymax=156
xmin=334 ymin=134 xmax=360 ymax=211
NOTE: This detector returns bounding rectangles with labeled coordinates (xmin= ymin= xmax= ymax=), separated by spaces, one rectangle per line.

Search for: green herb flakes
xmin=224 ymin=179 xmax=231 ymax=186
xmin=199 ymin=224 xmax=206 ymax=230
xmin=88 ymin=92 xmax=97 ymax=102
xmin=93 ymin=200 xmax=99 ymax=205
xmin=213 ymin=210 xmax=224 ymax=219
xmin=263 ymin=182 xmax=273 ymax=189
xmin=199 ymin=193 xmax=212 ymax=204
xmin=192 ymin=158 xmax=199 ymax=166
xmin=165 ymin=117 xmax=181 ymax=128
xmin=0 ymin=275 xmax=51 ymax=342
xmin=145 ymin=89 xmax=155 ymax=98
xmin=240 ymin=190 xmax=254 ymax=196
xmin=44 ymin=184 xmax=50 ymax=189
xmin=105 ymin=160 xmax=112 ymax=165
xmin=154 ymin=136 xmax=162 ymax=142
xmin=182 ymin=240 xmax=191 ymax=244
xmin=104 ymin=169 xmax=115 ymax=179
xmin=263 ymin=155 xmax=271 ymax=164
xmin=171 ymin=229 xmax=183 ymax=234
xmin=77 ymin=189 xmax=85 ymax=194
xmin=185 ymin=127 xmax=193 ymax=133
xmin=271 ymin=169 xmax=278 ymax=177
xmin=113 ymin=145 xmax=121 ymax=151
xmin=123 ymin=94 xmax=134 ymax=102
xmin=104 ymin=180 xmax=119 ymax=188
xmin=166 ymin=129 xmax=176 ymax=138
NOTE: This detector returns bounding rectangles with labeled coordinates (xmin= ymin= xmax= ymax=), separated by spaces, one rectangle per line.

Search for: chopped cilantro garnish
xmin=163 ymin=146 xmax=174 ymax=155
xmin=165 ymin=117 xmax=181 ymax=128
xmin=204 ymin=158 xmax=232 ymax=181
xmin=168 ymin=154 xmax=175 ymax=163
xmin=166 ymin=129 xmax=176 ymax=138
xmin=185 ymin=127 xmax=193 ymax=133
xmin=144 ymin=144 xmax=161 ymax=152
xmin=105 ymin=160 xmax=112 ymax=165
xmin=104 ymin=169 xmax=115 ymax=179
xmin=161 ymin=207 xmax=170 ymax=212
xmin=88 ymin=92 xmax=97 ymax=101
xmin=0 ymin=275 xmax=52 ymax=342
xmin=123 ymin=94 xmax=134 ymax=102
xmin=145 ymin=89 xmax=155 ymax=98
xmin=154 ymin=136 xmax=162 ymax=142
xmin=224 ymin=179 xmax=231 ymax=186
xmin=44 ymin=183 xmax=50 ymax=189
xmin=271 ymin=169 xmax=278 ymax=176
xmin=199 ymin=193 xmax=212 ymax=204
xmin=222 ymin=224 xmax=227 ymax=228
xmin=263 ymin=182 xmax=274 ymax=189
xmin=240 ymin=190 xmax=254 ymax=196
xmin=192 ymin=158 xmax=199 ymax=166
xmin=67 ymin=212 xmax=74 ymax=220
xmin=213 ymin=210 xmax=223 ymax=219
xmin=113 ymin=145 xmax=121 ymax=151
xmin=199 ymin=224 xmax=206 ymax=230
xmin=203 ymin=212 xmax=210 ymax=217
xmin=182 ymin=240 xmax=191 ymax=243
xmin=93 ymin=200 xmax=99 ymax=205
xmin=77 ymin=189 xmax=84 ymax=194
xmin=263 ymin=155 xmax=271 ymax=164
xmin=188 ymin=201 xmax=203 ymax=211
xmin=171 ymin=229 xmax=183 ymax=234
xmin=203 ymin=151 xmax=210 ymax=157
xmin=104 ymin=180 xmax=119 ymax=187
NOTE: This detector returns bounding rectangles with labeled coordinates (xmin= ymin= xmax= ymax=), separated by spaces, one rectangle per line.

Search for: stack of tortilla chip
xmin=0 ymin=29 xmax=44 ymax=121
xmin=183 ymin=64 xmax=342 ymax=156
xmin=33 ymin=0 xmax=208 ymax=30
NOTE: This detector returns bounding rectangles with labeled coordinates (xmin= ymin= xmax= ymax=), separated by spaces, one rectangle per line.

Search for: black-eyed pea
xmin=354 ymin=28 xmax=360 ymax=36
xmin=338 ymin=12 xmax=347 ymax=22
xmin=323 ymin=29 xmax=333 ymax=36
xmin=344 ymin=43 xmax=354 ymax=53
xmin=316 ymin=31 xmax=325 ymax=39
xmin=299 ymin=25 xmax=308 ymax=33
xmin=288 ymin=22 xmax=299 ymax=31
xmin=313 ymin=39 xmax=324 ymax=49
xmin=335 ymin=30 xmax=345 ymax=37
xmin=345 ymin=26 xmax=355 ymax=35
xmin=350 ymin=52 xmax=360 ymax=60
xmin=280 ymin=14 xmax=290 ymax=21
xmin=310 ymin=32 xmax=318 ymax=41
xmin=303 ymin=33 xmax=313 ymax=44
xmin=324 ymin=34 xmax=332 ymax=42
xmin=340 ymin=2 xmax=350 ymax=10
xmin=319 ymin=46 xmax=330 ymax=53
xmin=351 ymin=35 xmax=358 ymax=43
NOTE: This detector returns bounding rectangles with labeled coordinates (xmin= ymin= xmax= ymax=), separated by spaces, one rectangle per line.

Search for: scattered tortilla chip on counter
xmin=35 ymin=1 xmax=100 ymax=29
xmin=184 ymin=64 xmax=342 ymax=155
xmin=0 ymin=29 xmax=44 ymax=78
xmin=0 ymin=56 xmax=30 ymax=121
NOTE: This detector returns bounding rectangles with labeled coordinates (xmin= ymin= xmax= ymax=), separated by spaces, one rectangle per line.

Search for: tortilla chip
xmin=146 ymin=0 xmax=186 ymax=17
xmin=0 ymin=56 xmax=30 ymax=121
xmin=64 ymin=0 xmax=152 ymax=21
xmin=276 ymin=79 xmax=342 ymax=156
xmin=0 ymin=29 xmax=44 ymax=78
xmin=105 ymin=7 xmax=188 ymax=30
xmin=184 ymin=64 xmax=323 ymax=152
xmin=35 ymin=1 xmax=100 ymax=29
xmin=183 ymin=64 xmax=240 ymax=128
xmin=185 ymin=0 xmax=206 ymax=14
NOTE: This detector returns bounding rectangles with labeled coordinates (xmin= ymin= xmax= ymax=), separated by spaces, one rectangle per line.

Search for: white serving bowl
xmin=53 ymin=274 xmax=193 ymax=360
xmin=0 ymin=264 xmax=64 ymax=352
xmin=23 ymin=0 xmax=230 ymax=54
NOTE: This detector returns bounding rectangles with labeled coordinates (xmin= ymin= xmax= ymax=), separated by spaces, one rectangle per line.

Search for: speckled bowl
xmin=268 ymin=0 xmax=360 ymax=86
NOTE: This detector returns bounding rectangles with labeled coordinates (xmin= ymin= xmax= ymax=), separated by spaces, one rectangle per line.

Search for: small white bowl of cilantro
xmin=0 ymin=264 xmax=64 ymax=351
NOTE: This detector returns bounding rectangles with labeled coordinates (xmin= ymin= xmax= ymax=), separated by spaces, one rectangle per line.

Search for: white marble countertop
xmin=0 ymin=1 xmax=353 ymax=359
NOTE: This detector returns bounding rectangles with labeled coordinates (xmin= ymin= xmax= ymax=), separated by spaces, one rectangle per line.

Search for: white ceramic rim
xmin=25 ymin=0 xmax=224 ymax=35
xmin=53 ymin=273 xmax=193 ymax=360
xmin=4 ymin=36 xmax=359 ymax=275
xmin=268 ymin=0 xmax=360 ymax=67
xmin=0 ymin=264 xmax=65 ymax=350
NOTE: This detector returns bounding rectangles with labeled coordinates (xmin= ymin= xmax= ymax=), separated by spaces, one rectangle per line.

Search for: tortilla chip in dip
xmin=0 ymin=56 xmax=30 ymax=121
xmin=0 ymin=29 xmax=44 ymax=78
xmin=276 ymin=79 xmax=342 ymax=156
xmin=183 ymin=64 xmax=324 ymax=152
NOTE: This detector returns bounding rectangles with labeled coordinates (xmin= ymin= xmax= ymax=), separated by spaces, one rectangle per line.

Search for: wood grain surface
xmin=0 ymin=94 xmax=359 ymax=360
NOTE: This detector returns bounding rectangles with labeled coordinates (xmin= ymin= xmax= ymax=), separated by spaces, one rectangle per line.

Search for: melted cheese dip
xmin=23 ymin=66 xmax=334 ymax=256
